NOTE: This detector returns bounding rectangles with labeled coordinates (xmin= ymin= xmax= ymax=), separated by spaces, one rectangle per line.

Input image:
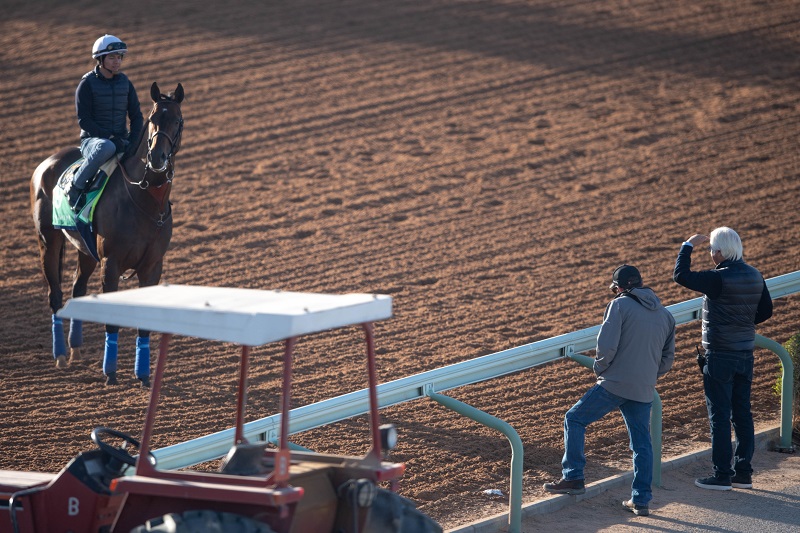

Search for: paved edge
xmin=446 ymin=426 xmax=788 ymax=533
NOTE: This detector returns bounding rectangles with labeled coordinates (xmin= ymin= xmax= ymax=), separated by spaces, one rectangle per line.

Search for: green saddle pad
xmin=53 ymin=156 xmax=119 ymax=228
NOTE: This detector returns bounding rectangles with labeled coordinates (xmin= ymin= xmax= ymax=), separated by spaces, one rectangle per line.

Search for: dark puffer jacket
xmin=75 ymin=65 xmax=143 ymax=143
xmin=673 ymin=244 xmax=772 ymax=354
xmin=702 ymin=260 xmax=766 ymax=352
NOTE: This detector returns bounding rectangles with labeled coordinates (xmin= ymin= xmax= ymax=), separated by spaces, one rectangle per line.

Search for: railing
xmin=152 ymin=271 xmax=800 ymax=532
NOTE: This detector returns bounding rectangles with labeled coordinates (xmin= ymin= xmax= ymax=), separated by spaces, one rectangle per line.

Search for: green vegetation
xmin=774 ymin=333 xmax=800 ymax=438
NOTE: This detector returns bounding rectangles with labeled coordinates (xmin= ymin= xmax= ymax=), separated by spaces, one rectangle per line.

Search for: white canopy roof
xmin=57 ymin=284 xmax=392 ymax=345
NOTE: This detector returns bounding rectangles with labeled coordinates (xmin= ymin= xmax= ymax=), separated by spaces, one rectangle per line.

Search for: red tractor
xmin=1 ymin=285 xmax=441 ymax=532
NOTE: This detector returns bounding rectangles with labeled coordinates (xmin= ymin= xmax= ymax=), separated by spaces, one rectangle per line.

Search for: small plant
xmin=774 ymin=332 xmax=800 ymax=441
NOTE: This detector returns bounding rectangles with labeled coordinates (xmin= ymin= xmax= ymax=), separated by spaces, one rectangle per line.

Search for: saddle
xmin=52 ymin=155 xmax=121 ymax=261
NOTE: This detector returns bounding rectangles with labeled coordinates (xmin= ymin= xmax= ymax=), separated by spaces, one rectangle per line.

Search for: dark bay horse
xmin=30 ymin=82 xmax=184 ymax=387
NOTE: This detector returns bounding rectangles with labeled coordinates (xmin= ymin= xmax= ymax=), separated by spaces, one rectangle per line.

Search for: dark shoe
xmin=543 ymin=478 xmax=585 ymax=495
xmin=695 ymin=475 xmax=731 ymax=491
xmin=731 ymin=473 xmax=752 ymax=489
xmin=622 ymin=499 xmax=649 ymax=516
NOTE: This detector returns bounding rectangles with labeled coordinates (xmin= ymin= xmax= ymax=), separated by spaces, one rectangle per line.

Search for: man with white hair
xmin=674 ymin=226 xmax=772 ymax=491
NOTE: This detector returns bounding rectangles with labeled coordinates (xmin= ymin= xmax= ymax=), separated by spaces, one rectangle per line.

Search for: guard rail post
xmin=755 ymin=334 xmax=795 ymax=452
xmin=427 ymin=390 xmax=523 ymax=533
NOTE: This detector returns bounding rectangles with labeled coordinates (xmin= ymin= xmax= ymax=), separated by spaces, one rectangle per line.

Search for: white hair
xmin=709 ymin=226 xmax=743 ymax=261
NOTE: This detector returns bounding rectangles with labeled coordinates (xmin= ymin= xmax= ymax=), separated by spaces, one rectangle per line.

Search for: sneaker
xmin=622 ymin=499 xmax=649 ymax=516
xmin=543 ymin=478 xmax=585 ymax=495
xmin=731 ymin=473 xmax=752 ymax=489
xmin=694 ymin=475 xmax=732 ymax=491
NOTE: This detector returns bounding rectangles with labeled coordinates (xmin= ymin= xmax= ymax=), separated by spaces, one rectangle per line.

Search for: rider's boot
xmin=68 ymin=184 xmax=86 ymax=213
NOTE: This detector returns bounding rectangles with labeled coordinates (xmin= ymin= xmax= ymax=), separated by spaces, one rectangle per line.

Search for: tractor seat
xmin=218 ymin=443 xmax=271 ymax=476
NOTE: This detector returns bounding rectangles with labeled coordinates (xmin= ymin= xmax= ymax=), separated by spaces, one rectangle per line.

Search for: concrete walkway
xmin=449 ymin=427 xmax=799 ymax=533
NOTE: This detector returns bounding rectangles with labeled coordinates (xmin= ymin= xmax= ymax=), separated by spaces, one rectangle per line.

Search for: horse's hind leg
xmin=67 ymin=252 xmax=98 ymax=363
xmin=32 ymin=147 xmax=82 ymax=369
xmin=36 ymin=229 xmax=68 ymax=368
xmin=134 ymin=329 xmax=151 ymax=388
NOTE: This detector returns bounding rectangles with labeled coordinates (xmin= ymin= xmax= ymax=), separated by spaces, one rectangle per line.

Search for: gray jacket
xmin=594 ymin=287 xmax=676 ymax=403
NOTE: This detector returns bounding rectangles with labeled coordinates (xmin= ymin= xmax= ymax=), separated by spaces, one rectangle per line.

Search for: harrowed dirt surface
xmin=1 ymin=1 xmax=799 ymax=530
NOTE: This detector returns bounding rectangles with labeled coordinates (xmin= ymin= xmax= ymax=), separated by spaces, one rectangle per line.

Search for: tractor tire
xmin=130 ymin=510 xmax=276 ymax=533
xmin=364 ymin=488 xmax=443 ymax=533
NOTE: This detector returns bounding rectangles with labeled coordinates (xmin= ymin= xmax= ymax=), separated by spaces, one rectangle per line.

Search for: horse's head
xmin=146 ymin=82 xmax=184 ymax=178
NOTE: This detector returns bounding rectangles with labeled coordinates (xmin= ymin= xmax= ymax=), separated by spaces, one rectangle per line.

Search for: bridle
xmin=146 ymin=100 xmax=183 ymax=175
xmin=122 ymin=99 xmax=183 ymax=189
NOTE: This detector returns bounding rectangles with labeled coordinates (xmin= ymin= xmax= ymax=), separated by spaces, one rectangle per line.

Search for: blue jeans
xmin=563 ymin=384 xmax=653 ymax=506
xmin=703 ymin=351 xmax=754 ymax=480
xmin=73 ymin=137 xmax=117 ymax=189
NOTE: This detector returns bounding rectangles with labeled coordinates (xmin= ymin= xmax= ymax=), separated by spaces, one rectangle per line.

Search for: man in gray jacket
xmin=544 ymin=265 xmax=675 ymax=517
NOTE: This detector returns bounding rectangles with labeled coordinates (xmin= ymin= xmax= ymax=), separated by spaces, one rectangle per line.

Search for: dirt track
xmin=2 ymin=1 xmax=800 ymax=530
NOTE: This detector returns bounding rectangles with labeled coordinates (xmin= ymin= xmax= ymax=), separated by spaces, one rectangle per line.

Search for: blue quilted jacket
xmin=75 ymin=65 xmax=143 ymax=143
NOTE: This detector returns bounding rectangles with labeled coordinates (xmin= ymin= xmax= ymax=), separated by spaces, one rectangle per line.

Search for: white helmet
xmin=92 ymin=34 xmax=127 ymax=58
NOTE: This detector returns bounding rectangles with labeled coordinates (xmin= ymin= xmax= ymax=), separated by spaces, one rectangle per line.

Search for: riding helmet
xmin=92 ymin=34 xmax=127 ymax=58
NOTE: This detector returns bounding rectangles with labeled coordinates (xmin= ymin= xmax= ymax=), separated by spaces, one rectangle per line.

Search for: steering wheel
xmin=91 ymin=427 xmax=155 ymax=467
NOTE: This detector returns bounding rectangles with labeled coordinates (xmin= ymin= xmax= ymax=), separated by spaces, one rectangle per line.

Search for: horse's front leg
xmin=100 ymin=258 xmax=122 ymax=386
xmin=132 ymin=262 xmax=164 ymax=389
xmin=67 ymin=252 xmax=98 ymax=365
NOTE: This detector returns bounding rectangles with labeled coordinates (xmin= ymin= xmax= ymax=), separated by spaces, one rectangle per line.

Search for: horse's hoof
xmin=105 ymin=372 xmax=118 ymax=386
xmin=138 ymin=376 xmax=151 ymax=389
xmin=55 ymin=355 xmax=68 ymax=369
xmin=69 ymin=347 xmax=81 ymax=363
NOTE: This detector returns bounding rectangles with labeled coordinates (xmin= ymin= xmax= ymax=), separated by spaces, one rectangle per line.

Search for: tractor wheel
xmin=364 ymin=488 xmax=443 ymax=533
xmin=130 ymin=510 xmax=276 ymax=533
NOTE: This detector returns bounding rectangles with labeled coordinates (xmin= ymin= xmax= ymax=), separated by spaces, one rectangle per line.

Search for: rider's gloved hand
xmin=111 ymin=136 xmax=127 ymax=153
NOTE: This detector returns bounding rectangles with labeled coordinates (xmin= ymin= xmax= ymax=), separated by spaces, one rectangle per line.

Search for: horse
xmin=30 ymin=82 xmax=184 ymax=387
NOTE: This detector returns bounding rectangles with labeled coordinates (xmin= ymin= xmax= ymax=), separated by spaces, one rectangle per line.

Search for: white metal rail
xmin=152 ymin=271 xmax=800 ymax=470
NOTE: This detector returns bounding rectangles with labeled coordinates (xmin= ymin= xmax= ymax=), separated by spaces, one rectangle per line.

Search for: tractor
xmin=1 ymin=285 xmax=441 ymax=532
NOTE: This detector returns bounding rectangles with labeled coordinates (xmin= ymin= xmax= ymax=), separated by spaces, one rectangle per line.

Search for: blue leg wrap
xmin=52 ymin=315 xmax=66 ymax=358
xmin=135 ymin=337 xmax=150 ymax=379
xmin=69 ymin=319 xmax=83 ymax=348
xmin=103 ymin=332 xmax=119 ymax=375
